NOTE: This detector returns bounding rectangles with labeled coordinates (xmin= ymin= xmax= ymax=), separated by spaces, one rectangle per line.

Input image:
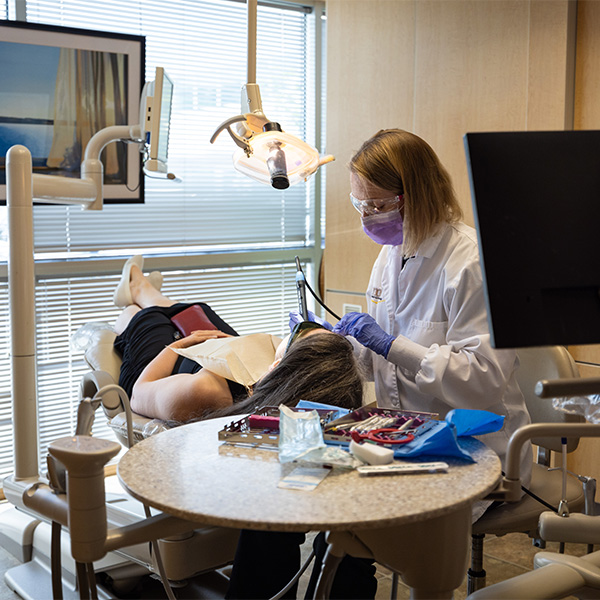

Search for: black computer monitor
xmin=464 ymin=130 xmax=600 ymax=348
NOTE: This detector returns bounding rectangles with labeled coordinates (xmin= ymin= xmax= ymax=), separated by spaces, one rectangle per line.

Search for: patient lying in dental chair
xmin=111 ymin=256 xmax=364 ymax=424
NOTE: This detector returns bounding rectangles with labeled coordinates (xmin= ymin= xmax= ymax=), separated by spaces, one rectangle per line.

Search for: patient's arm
xmin=131 ymin=330 xmax=234 ymax=422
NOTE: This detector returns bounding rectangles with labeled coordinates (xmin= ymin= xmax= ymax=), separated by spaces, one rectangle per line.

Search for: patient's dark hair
xmin=203 ymin=332 xmax=363 ymax=419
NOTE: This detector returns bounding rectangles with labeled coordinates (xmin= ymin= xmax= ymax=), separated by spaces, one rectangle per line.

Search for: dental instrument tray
xmin=217 ymin=404 xmax=437 ymax=449
xmin=218 ymin=405 xmax=340 ymax=448
xmin=323 ymin=405 xmax=438 ymax=448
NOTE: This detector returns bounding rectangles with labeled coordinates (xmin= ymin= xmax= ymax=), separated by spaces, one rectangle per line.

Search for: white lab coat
xmin=356 ymin=221 xmax=532 ymax=514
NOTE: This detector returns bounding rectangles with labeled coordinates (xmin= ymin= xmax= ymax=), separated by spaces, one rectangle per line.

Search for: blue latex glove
xmin=288 ymin=309 xmax=333 ymax=331
xmin=333 ymin=312 xmax=395 ymax=357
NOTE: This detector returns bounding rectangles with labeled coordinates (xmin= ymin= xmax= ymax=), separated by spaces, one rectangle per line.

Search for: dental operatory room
xmin=2 ymin=0 xmax=600 ymax=599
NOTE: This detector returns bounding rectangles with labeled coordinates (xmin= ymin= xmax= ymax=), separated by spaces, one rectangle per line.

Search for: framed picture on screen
xmin=0 ymin=20 xmax=145 ymax=204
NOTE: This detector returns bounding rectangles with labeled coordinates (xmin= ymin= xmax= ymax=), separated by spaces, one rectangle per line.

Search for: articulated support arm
xmin=488 ymin=423 xmax=600 ymax=503
xmin=22 ymin=435 xmax=199 ymax=565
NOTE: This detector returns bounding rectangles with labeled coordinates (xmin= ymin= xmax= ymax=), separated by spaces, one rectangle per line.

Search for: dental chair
xmin=467 ymin=345 xmax=588 ymax=594
xmin=468 ymin=511 xmax=600 ymax=599
xmin=3 ymin=326 xmax=240 ymax=600
xmin=77 ymin=326 xmax=240 ymax=588
xmin=80 ymin=327 xmax=168 ymax=446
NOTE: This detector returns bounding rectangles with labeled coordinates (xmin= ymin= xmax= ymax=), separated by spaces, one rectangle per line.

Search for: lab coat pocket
xmin=407 ymin=318 xmax=448 ymax=347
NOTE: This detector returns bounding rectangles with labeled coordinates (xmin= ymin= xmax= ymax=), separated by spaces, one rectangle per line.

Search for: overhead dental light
xmin=210 ymin=0 xmax=333 ymax=189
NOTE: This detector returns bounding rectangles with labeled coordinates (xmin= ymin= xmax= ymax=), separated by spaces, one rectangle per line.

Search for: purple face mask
xmin=361 ymin=211 xmax=404 ymax=246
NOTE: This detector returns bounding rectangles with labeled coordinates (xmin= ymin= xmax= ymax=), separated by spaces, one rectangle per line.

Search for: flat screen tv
xmin=464 ymin=130 xmax=600 ymax=348
xmin=0 ymin=20 xmax=145 ymax=204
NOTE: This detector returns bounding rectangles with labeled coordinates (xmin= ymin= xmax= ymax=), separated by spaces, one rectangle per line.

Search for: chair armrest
xmin=488 ymin=423 xmax=600 ymax=502
xmin=539 ymin=512 xmax=600 ymax=545
xmin=537 ymin=376 xmax=600 ymax=398
xmin=80 ymin=370 xmax=123 ymax=419
xmin=533 ymin=551 xmax=600 ymax=589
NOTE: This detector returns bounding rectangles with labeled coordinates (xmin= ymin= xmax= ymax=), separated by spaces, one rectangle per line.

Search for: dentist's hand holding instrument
xmin=333 ymin=312 xmax=395 ymax=357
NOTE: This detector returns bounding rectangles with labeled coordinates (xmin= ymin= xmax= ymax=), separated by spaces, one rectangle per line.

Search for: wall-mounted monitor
xmin=0 ymin=20 xmax=145 ymax=204
xmin=464 ymin=130 xmax=600 ymax=348
xmin=143 ymin=66 xmax=174 ymax=174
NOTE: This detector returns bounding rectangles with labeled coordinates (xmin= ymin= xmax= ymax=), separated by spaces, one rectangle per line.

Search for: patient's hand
xmin=170 ymin=330 xmax=232 ymax=349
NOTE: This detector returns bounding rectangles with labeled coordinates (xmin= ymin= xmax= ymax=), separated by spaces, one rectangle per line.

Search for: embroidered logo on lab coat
xmin=369 ymin=287 xmax=383 ymax=304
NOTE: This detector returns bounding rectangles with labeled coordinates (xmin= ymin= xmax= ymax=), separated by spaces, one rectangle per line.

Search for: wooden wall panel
xmin=527 ymin=0 xmax=577 ymax=130
xmin=324 ymin=0 xmax=574 ymax=308
xmin=413 ymin=0 xmax=531 ymax=225
xmin=569 ymin=346 xmax=600 ymax=367
xmin=324 ymin=0 xmax=417 ymax=307
xmin=574 ymin=0 xmax=600 ymax=129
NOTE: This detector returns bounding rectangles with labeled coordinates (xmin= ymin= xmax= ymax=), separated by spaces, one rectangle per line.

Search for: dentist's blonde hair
xmin=350 ymin=129 xmax=463 ymax=256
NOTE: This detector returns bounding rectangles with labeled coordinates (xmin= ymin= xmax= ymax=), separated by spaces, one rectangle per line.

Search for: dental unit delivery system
xmin=295 ymin=257 xmax=309 ymax=321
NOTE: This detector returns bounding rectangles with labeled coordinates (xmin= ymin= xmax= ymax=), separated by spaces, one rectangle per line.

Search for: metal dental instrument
xmin=295 ymin=257 xmax=309 ymax=321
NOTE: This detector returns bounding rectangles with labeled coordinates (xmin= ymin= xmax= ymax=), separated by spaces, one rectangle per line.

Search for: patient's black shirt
xmin=113 ymin=302 xmax=247 ymax=402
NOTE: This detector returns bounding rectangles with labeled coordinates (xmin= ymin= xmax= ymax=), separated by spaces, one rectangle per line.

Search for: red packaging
xmin=171 ymin=305 xmax=218 ymax=336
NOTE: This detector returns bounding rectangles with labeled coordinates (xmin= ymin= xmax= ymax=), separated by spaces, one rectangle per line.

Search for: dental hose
xmin=143 ymin=503 xmax=178 ymax=600
xmin=294 ymin=257 xmax=341 ymax=322
xmin=268 ymin=549 xmax=316 ymax=600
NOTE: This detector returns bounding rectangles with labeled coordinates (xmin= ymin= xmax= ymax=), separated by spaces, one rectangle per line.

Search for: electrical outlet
xmin=343 ymin=303 xmax=362 ymax=314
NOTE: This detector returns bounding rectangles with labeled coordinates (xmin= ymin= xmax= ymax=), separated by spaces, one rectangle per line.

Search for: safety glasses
xmin=285 ymin=321 xmax=326 ymax=354
xmin=349 ymin=193 xmax=403 ymax=216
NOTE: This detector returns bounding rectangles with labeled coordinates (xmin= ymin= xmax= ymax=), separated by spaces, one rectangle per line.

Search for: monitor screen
xmin=0 ymin=20 xmax=145 ymax=204
xmin=464 ymin=130 xmax=600 ymax=348
xmin=144 ymin=66 xmax=173 ymax=174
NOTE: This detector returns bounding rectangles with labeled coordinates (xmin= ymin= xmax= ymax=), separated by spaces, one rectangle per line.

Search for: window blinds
xmin=25 ymin=0 xmax=317 ymax=256
xmin=33 ymin=262 xmax=299 ymax=470
xmin=0 ymin=0 xmax=321 ymax=483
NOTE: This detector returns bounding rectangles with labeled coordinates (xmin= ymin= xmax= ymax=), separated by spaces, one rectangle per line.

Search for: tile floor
xmin=0 ymin=521 xmax=591 ymax=599
xmin=373 ymin=533 xmax=588 ymax=600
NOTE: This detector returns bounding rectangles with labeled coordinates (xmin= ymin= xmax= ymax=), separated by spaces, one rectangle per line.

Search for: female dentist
xmin=333 ymin=129 xmax=532 ymax=518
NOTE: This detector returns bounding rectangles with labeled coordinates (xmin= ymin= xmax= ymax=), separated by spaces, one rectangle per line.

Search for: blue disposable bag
xmin=392 ymin=409 xmax=505 ymax=462
xmin=392 ymin=420 xmax=473 ymax=462
xmin=445 ymin=408 xmax=505 ymax=437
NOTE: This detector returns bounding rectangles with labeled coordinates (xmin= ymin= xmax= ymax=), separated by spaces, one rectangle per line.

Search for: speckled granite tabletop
xmin=118 ymin=415 xmax=502 ymax=532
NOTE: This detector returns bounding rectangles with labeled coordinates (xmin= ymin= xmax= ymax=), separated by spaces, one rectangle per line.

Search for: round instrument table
xmin=118 ymin=416 xmax=502 ymax=598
